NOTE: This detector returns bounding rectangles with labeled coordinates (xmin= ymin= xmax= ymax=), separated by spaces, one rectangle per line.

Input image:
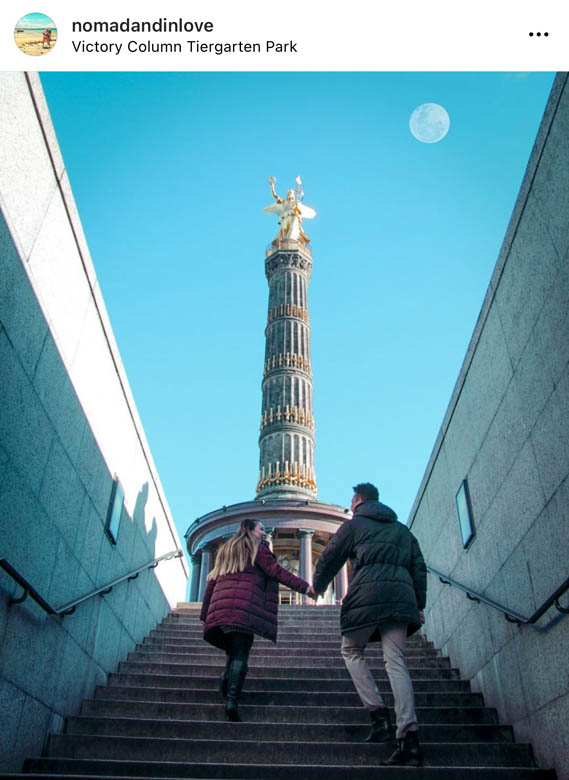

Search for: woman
xmin=200 ymin=518 xmax=315 ymax=721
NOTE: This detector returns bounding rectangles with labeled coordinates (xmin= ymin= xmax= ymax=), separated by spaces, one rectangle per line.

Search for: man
xmin=312 ymin=482 xmax=427 ymax=767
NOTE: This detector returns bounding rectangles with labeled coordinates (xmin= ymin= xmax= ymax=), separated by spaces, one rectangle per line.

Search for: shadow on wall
xmin=0 ymin=472 xmax=167 ymax=655
xmin=131 ymin=481 xmax=158 ymax=558
xmin=0 ymin=462 xmax=174 ymax=770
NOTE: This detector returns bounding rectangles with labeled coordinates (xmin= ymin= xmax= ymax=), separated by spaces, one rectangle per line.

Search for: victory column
xmin=257 ymin=176 xmax=318 ymax=499
xmin=185 ymin=178 xmax=349 ymax=604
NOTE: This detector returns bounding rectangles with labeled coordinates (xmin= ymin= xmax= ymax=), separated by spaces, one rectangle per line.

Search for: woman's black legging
xmin=225 ymin=631 xmax=254 ymax=664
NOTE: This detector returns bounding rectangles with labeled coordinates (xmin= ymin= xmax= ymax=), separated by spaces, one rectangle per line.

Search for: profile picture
xmin=14 ymin=12 xmax=57 ymax=56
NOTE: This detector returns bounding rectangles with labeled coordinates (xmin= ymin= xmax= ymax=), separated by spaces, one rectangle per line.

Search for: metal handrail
xmin=428 ymin=565 xmax=569 ymax=630
xmin=0 ymin=549 xmax=184 ymax=617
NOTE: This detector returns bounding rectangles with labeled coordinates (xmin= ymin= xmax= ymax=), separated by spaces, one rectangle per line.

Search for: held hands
xmin=306 ymin=586 xmax=319 ymax=600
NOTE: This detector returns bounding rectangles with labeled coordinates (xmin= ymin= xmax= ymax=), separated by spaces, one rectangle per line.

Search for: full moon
xmin=409 ymin=103 xmax=450 ymax=143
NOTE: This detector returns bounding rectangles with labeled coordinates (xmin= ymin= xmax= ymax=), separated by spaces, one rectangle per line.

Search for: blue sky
xmin=16 ymin=13 xmax=56 ymax=30
xmin=40 ymin=71 xmax=555 ymax=544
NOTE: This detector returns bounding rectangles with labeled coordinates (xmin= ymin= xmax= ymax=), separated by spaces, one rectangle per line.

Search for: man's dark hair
xmin=352 ymin=483 xmax=379 ymax=501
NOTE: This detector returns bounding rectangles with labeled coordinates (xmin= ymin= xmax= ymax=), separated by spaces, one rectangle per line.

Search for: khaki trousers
xmin=341 ymin=623 xmax=418 ymax=739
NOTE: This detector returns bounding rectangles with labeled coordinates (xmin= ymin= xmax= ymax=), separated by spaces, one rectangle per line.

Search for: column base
xmin=256 ymin=487 xmax=317 ymax=502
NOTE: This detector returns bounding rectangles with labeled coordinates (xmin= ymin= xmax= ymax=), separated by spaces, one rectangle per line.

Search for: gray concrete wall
xmin=409 ymin=73 xmax=569 ymax=779
xmin=0 ymin=72 xmax=188 ymax=770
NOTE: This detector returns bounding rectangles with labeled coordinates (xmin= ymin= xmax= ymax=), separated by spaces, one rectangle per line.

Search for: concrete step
xmin=168 ymin=614 xmax=334 ymax=620
xmin=163 ymin=617 xmax=429 ymax=631
xmin=66 ymin=715 xmax=515 ymax=743
xmin=164 ymin=619 xmax=348 ymax=628
xmin=123 ymin=654 xmax=456 ymax=674
xmin=120 ymin=655 xmax=459 ymax=674
xmin=173 ymin=604 xmax=343 ymax=611
xmin=171 ymin=613 xmax=344 ymax=620
xmin=116 ymin=665 xmax=458 ymax=685
xmin=150 ymin=631 xmax=434 ymax=651
xmin=96 ymin=683 xmax=483 ymax=707
xmin=81 ymin=699 xmax=500 ymax=725
xmin=157 ymin=635 xmax=434 ymax=651
xmin=118 ymin=661 xmax=452 ymax=691
xmin=46 ymin=733 xmax=538 ymax=767
xmin=138 ymin=641 xmax=444 ymax=658
xmin=161 ymin=618 xmax=430 ymax=637
xmin=159 ymin=626 xmax=345 ymax=637
xmin=174 ymin=605 xmax=331 ymax=612
xmin=20 ymin=761 xmax=557 ymax=780
xmin=109 ymin=672 xmax=468 ymax=693
xmin=151 ymin=627 xmax=434 ymax=647
xmin=164 ymin=624 xmax=342 ymax=632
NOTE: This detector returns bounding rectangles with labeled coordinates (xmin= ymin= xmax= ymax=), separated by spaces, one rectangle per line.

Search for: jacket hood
xmin=353 ymin=499 xmax=397 ymax=524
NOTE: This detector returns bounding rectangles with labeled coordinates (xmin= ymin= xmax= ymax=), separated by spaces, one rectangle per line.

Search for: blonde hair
xmin=207 ymin=519 xmax=261 ymax=580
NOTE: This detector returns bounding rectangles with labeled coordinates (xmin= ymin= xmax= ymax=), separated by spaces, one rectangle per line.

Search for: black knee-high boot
xmin=225 ymin=659 xmax=248 ymax=721
xmin=220 ymin=653 xmax=231 ymax=699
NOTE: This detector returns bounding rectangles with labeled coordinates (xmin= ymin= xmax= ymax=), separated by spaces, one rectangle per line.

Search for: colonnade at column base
xmin=185 ymin=498 xmax=351 ymax=604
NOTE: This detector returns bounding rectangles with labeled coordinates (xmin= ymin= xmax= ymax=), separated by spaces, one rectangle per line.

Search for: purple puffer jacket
xmin=200 ymin=540 xmax=309 ymax=645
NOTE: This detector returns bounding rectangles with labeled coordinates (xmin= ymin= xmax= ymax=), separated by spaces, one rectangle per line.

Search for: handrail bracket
xmin=555 ymin=598 xmax=569 ymax=615
xmin=9 ymin=587 xmax=29 ymax=606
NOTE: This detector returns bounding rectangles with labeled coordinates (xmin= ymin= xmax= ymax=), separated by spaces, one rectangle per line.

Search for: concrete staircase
xmin=19 ymin=603 xmax=555 ymax=779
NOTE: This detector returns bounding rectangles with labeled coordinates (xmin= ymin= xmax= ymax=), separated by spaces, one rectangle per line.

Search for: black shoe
xmin=225 ymin=700 xmax=240 ymax=721
xmin=363 ymin=707 xmax=394 ymax=743
xmin=382 ymin=730 xmax=423 ymax=767
xmin=225 ymin=659 xmax=247 ymax=722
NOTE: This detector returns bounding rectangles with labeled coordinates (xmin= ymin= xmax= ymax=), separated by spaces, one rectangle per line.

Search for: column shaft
xmin=298 ymin=528 xmax=314 ymax=603
xmin=197 ymin=547 xmax=213 ymax=601
xmin=256 ymin=242 xmax=317 ymax=500
xmin=334 ymin=563 xmax=349 ymax=602
xmin=188 ymin=554 xmax=201 ymax=602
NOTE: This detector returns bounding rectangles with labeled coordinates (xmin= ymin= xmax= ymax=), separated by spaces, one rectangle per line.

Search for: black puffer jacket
xmin=313 ymin=500 xmax=427 ymax=638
